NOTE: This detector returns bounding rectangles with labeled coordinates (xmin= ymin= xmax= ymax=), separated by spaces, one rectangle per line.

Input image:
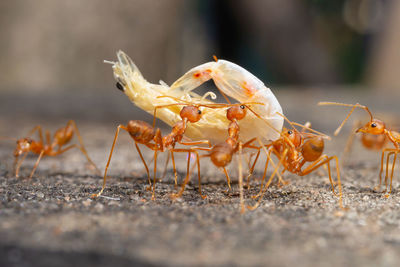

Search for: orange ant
xmin=247 ymin=113 xmax=344 ymax=210
xmin=91 ymin=91 xmax=239 ymax=200
xmin=319 ymin=102 xmax=400 ymax=197
xmin=13 ymin=120 xmax=99 ymax=178
xmin=174 ymin=102 xmax=278 ymax=213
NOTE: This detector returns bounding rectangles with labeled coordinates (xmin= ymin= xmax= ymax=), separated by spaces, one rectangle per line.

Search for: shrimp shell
xmin=106 ymin=50 xmax=283 ymax=143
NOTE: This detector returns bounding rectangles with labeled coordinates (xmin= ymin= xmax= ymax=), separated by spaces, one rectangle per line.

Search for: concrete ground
xmin=1 ymin=89 xmax=400 ymax=267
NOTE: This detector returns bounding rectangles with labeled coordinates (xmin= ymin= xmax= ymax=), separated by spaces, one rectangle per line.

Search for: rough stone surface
xmin=1 ymin=90 xmax=400 ymax=267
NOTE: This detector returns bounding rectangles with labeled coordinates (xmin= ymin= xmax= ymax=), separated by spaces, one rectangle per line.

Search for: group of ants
xmin=6 ymin=91 xmax=400 ymax=213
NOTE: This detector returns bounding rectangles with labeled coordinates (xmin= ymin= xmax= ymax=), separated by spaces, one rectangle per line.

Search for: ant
xmin=13 ymin=120 xmax=99 ymax=178
xmin=176 ymin=102 xmax=274 ymax=213
xmin=319 ymin=102 xmax=400 ymax=197
xmin=91 ymin=90 xmax=230 ymax=200
xmin=247 ymin=113 xmax=344 ymax=210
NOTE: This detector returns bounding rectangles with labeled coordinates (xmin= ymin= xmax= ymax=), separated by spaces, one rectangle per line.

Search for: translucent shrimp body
xmin=108 ymin=51 xmax=283 ymax=143
xmin=170 ymin=60 xmax=283 ymax=141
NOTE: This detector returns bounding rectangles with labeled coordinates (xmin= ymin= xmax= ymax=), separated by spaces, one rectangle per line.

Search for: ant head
xmin=356 ymin=119 xmax=385 ymax=135
xmin=14 ymin=138 xmax=32 ymax=156
xmin=226 ymin=105 xmax=247 ymax=121
xmin=180 ymin=106 xmax=202 ymax=123
xmin=282 ymin=128 xmax=302 ymax=147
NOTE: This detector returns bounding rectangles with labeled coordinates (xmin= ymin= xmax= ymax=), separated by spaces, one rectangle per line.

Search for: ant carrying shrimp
xmin=246 ymin=113 xmax=344 ymax=210
xmin=170 ymin=100 xmax=285 ymax=213
xmin=319 ymin=102 xmax=400 ymax=197
xmin=105 ymin=51 xmax=284 ymax=144
xmin=90 ymin=92 xmax=265 ymax=200
xmin=12 ymin=120 xmax=99 ymax=178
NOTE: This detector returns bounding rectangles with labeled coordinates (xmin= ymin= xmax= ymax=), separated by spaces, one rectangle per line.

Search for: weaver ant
xmin=90 ymin=90 xmax=238 ymax=200
xmin=319 ymin=102 xmax=400 ymax=197
xmin=175 ymin=102 xmax=281 ymax=213
xmin=247 ymin=113 xmax=344 ymax=210
xmin=13 ymin=120 xmax=99 ymax=178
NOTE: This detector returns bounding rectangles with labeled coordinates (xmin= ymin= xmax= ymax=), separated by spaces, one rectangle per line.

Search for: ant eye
xmin=240 ymin=105 xmax=245 ymax=109
xmin=287 ymin=130 xmax=293 ymax=135
xmin=197 ymin=109 xmax=202 ymax=115
xmin=116 ymin=82 xmax=124 ymax=91
xmin=371 ymin=123 xmax=377 ymax=128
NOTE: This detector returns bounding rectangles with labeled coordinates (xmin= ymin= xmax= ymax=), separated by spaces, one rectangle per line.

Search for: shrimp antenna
xmin=103 ymin=60 xmax=115 ymax=65
xmin=318 ymin=102 xmax=373 ymax=136
xmin=213 ymin=55 xmax=218 ymax=62
xmin=201 ymin=91 xmax=217 ymax=101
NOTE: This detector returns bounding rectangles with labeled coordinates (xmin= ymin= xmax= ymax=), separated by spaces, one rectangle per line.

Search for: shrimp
xmin=105 ymin=51 xmax=283 ymax=144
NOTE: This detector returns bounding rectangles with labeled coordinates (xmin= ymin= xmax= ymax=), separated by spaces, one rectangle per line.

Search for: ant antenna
xmin=289 ymin=121 xmax=331 ymax=140
xmin=318 ymin=102 xmax=373 ymax=136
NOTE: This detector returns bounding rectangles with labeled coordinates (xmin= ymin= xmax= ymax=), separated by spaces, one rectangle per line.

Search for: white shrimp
xmin=106 ymin=50 xmax=283 ymax=143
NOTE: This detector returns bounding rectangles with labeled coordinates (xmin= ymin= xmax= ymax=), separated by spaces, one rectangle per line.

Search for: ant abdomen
xmin=361 ymin=133 xmax=386 ymax=150
xmin=127 ymin=120 xmax=155 ymax=143
xmin=54 ymin=126 xmax=74 ymax=145
xmin=210 ymin=142 xmax=234 ymax=167
xmin=302 ymin=136 xmax=324 ymax=162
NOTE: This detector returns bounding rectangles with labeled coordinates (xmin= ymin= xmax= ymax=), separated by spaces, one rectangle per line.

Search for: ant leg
xmin=171 ymin=150 xmax=192 ymax=199
xmin=91 ymin=125 xmax=128 ymax=198
xmin=299 ymin=155 xmax=344 ymax=210
xmin=170 ymin=151 xmax=178 ymax=187
xmin=379 ymin=148 xmax=399 ymax=195
xmin=252 ymin=149 xmax=272 ymax=199
xmin=45 ymin=130 xmax=51 ymax=146
xmin=179 ymin=140 xmax=212 ymax=148
xmin=151 ymin=149 xmax=158 ymax=200
xmin=377 ymin=148 xmax=398 ymax=192
xmin=68 ymin=120 xmax=100 ymax=175
xmin=160 ymin=151 xmax=170 ymax=180
xmin=29 ymin=150 xmax=45 ymax=178
xmin=377 ymin=149 xmax=387 ymax=191
xmin=222 ymin=167 xmax=232 ymax=193
xmin=134 ymin=142 xmax=152 ymax=190
xmin=246 ymin=149 xmax=261 ymax=189
xmin=193 ymin=150 xmax=205 ymax=199
xmin=170 ymin=149 xmax=205 ymax=199
xmin=238 ymin=142 xmax=245 ymax=214
xmin=386 ymin=151 xmax=398 ymax=198
xmin=384 ymin=151 xmax=394 ymax=192
xmin=247 ymin=149 xmax=288 ymax=211
xmin=14 ymin=152 xmax=28 ymax=178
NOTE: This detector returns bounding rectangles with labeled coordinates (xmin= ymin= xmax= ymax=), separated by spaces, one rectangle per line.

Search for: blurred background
xmin=1 ymin=0 xmax=399 ymax=93
xmin=2 ymin=2 xmax=400 ymax=266
xmin=0 ymin=0 xmax=399 ymax=130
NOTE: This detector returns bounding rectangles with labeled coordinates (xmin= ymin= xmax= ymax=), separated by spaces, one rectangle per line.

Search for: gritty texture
xmin=1 ymin=89 xmax=400 ymax=267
